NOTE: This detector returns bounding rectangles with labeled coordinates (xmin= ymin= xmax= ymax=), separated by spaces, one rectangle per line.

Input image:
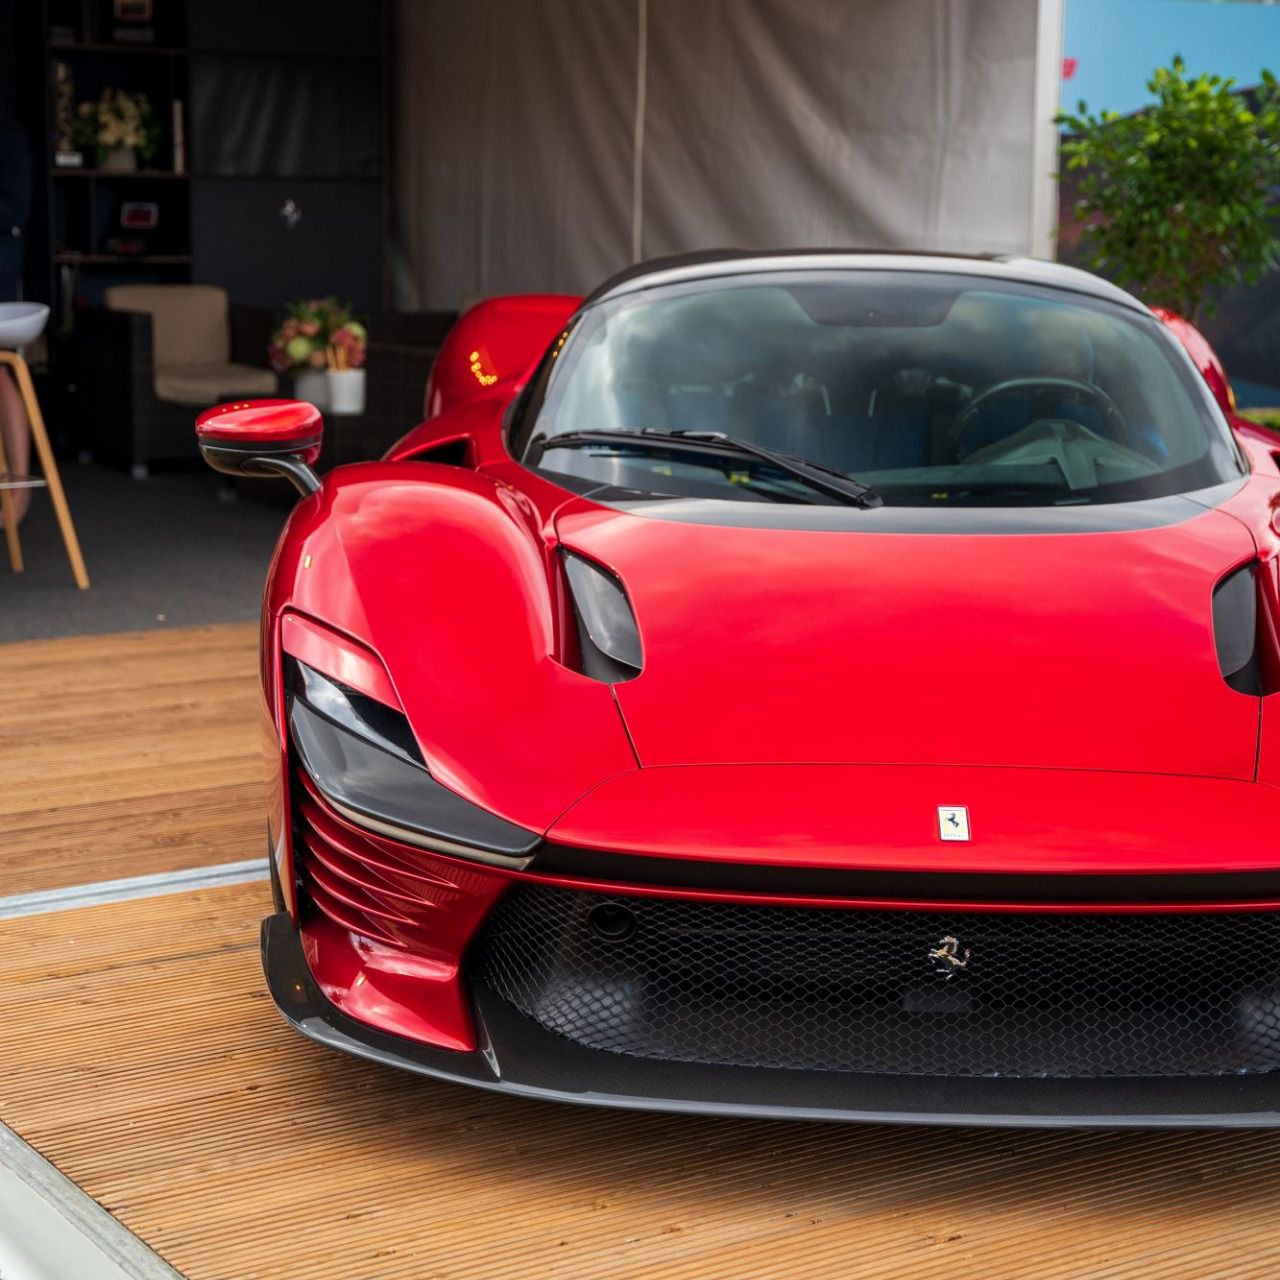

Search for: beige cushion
xmin=154 ymin=362 xmax=277 ymax=405
xmin=105 ymin=284 xmax=231 ymax=367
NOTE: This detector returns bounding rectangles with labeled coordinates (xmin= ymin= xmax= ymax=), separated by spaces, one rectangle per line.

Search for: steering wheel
xmin=951 ymin=377 xmax=1126 ymax=459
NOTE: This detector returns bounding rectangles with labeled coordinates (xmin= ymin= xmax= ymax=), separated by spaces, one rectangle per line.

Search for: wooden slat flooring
xmin=0 ymin=624 xmax=262 ymax=893
xmin=3 ymin=882 xmax=1280 ymax=1280
xmin=6 ymin=624 xmax=1280 ymax=1278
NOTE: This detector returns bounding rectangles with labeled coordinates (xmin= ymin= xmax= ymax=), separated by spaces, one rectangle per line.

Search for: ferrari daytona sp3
xmin=197 ymin=251 xmax=1280 ymax=1126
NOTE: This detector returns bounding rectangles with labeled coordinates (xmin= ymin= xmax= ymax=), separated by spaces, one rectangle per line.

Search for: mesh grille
xmin=474 ymin=886 xmax=1280 ymax=1079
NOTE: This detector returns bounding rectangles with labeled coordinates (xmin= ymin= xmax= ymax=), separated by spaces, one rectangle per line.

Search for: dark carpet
xmin=0 ymin=463 xmax=290 ymax=643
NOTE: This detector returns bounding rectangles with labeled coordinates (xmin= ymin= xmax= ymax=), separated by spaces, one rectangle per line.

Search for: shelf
xmin=50 ymin=169 xmax=189 ymax=180
xmin=188 ymin=46 xmax=377 ymax=63
xmin=47 ymin=42 xmax=186 ymax=57
xmin=54 ymin=253 xmax=192 ymax=265
xmin=190 ymin=172 xmax=379 ymax=183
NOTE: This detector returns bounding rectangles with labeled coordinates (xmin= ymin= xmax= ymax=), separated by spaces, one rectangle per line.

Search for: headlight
xmin=284 ymin=654 xmax=540 ymax=867
xmin=291 ymin=658 xmax=424 ymax=766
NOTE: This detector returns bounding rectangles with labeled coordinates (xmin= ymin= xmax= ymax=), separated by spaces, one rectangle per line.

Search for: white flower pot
xmin=327 ymin=368 xmax=366 ymax=416
xmin=292 ymin=368 xmax=330 ymax=409
xmin=100 ymin=147 xmax=137 ymax=172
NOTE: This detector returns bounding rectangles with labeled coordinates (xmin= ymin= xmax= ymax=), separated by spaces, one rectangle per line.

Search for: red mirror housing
xmin=1150 ymin=307 xmax=1236 ymax=419
xmin=424 ymin=294 xmax=581 ymax=419
xmin=196 ymin=399 xmax=323 ymax=495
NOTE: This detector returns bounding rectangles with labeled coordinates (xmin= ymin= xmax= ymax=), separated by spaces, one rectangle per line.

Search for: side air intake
xmin=561 ymin=551 xmax=643 ymax=683
xmin=1213 ymin=563 xmax=1261 ymax=695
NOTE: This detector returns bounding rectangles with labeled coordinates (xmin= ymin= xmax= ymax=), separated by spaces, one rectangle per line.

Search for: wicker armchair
xmin=76 ymin=284 xmax=278 ymax=476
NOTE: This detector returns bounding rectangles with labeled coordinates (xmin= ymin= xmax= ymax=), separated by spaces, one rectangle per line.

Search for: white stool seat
xmin=0 ymin=303 xmax=50 ymax=349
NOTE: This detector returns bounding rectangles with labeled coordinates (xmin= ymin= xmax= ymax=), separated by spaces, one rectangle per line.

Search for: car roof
xmin=582 ymin=249 xmax=1148 ymax=315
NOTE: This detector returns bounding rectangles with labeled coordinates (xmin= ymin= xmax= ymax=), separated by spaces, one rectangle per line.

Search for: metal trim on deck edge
xmin=0 ymin=860 xmax=269 ymax=920
xmin=0 ymin=1123 xmax=180 ymax=1280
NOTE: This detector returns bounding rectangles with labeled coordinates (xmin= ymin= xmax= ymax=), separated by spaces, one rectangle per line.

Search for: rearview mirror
xmin=196 ymin=399 xmax=323 ymax=496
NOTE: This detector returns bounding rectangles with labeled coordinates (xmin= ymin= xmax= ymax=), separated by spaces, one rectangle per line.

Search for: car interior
xmin=533 ymin=274 xmax=1227 ymax=504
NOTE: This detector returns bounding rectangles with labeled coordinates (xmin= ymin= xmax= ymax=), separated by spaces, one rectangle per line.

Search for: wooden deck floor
xmin=0 ymin=624 xmax=262 ymax=893
xmin=9 ymin=884 xmax=1280 ymax=1279
xmin=4 ymin=624 xmax=1280 ymax=1278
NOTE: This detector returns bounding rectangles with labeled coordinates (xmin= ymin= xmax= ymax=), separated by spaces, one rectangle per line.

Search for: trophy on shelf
xmin=51 ymin=62 xmax=83 ymax=168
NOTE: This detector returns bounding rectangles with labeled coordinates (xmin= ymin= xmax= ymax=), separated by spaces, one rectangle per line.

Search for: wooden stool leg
xmin=0 ymin=416 xmax=23 ymax=574
xmin=0 ymin=352 xmax=89 ymax=589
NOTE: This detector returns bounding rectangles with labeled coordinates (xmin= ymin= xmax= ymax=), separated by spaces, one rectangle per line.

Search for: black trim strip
xmin=595 ymin=480 xmax=1246 ymax=535
xmin=532 ymin=844 xmax=1280 ymax=905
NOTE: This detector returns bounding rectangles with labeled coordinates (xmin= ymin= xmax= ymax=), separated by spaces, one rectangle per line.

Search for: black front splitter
xmin=262 ymin=911 xmax=1280 ymax=1128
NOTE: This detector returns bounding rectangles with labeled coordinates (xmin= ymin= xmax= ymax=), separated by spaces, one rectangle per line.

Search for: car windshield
xmin=515 ymin=270 xmax=1243 ymax=508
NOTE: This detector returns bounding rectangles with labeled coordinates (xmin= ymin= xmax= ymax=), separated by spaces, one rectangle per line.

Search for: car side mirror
xmin=196 ymin=399 xmax=323 ymax=496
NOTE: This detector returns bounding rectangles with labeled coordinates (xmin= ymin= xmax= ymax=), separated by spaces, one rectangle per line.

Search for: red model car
xmin=198 ymin=252 xmax=1280 ymax=1126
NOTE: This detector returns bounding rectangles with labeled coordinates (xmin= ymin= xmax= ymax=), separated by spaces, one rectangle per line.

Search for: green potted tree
xmin=1057 ymin=56 xmax=1280 ymax=324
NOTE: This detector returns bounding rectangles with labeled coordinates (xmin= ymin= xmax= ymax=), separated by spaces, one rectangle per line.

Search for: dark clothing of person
xmin=0 ymin=118 xmax=32 ymax=303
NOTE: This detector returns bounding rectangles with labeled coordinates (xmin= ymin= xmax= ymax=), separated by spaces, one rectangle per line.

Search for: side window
xmin=1150 ymin=308 xmax=1235 ymax=418
xmin=507 ymin=320 xmax=579 ymax=455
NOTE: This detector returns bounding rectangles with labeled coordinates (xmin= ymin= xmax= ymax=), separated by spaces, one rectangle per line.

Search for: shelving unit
xmin=54 ymin=252 xmax=191 ymax=264
xmin=32 ymin=2 xmax=193 ymax=341
xmin=47 ymin=40 xmax=185 ymax=56
xmin=11 ymin=0 xmax=389 ymax=452
xmin=49 ymin=168 xmax=189 ymax=179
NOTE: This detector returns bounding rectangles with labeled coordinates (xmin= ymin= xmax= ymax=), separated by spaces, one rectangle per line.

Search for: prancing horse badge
xmin=938 ymin=806 xmax=970 ymax=841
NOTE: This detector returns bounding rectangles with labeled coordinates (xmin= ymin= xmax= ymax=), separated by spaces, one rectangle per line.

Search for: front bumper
xmin=263 ymin=910 xmax=1280 ymax=1128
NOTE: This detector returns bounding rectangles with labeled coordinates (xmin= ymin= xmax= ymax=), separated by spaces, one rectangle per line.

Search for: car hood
xmin=555 ymin=497 xmax=1260 ymax=780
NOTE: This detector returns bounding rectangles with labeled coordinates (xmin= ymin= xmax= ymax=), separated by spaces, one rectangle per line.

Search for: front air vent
xmin=1213 ymin=563 xmax=1261 ymax=695
xmin=475 ymin=885 xmax=1280 ymax=1079
xmin=561 ymin=551 xmax=643 ymax=683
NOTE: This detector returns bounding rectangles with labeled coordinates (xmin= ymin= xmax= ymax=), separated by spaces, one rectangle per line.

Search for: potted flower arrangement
xmin=268 ymin=298 xmax=367 ymax=412
xmin=324 ymin=316 xmax=368 ymax=415
xmin=74 ymin=88 xmax=158 ymax=172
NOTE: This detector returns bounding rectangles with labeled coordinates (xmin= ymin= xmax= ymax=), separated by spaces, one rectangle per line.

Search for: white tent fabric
xmin=392 ymin=0 xmax=1060 ymax=309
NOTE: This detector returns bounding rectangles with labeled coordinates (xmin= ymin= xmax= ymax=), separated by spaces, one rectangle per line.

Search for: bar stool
xmin=0 ymin=302 xmax=89 ymax=589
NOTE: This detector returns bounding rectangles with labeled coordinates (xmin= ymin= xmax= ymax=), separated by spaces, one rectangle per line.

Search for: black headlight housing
xmin=285 ymin=658 xmax=540 ymax=866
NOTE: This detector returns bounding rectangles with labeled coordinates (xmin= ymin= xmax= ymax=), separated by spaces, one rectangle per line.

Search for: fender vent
xmin=1213 ymin=563 xmax=1261 ymax=695
xmin=561 ymin=551 xmax=643 ymax=683
xmin=404 ymin=438 xmax=474 ymax=466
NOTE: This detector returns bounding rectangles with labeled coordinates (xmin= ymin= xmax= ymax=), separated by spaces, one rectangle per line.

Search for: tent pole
xmin=631 ymin=0 xmax=648 ymax=263
xmin=1029 ymin=0 xmax=1066 ymax=260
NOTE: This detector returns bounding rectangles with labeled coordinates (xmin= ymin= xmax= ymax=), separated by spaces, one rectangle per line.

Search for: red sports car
xmin=198 ymin=252 xmax=1280 ymax=1126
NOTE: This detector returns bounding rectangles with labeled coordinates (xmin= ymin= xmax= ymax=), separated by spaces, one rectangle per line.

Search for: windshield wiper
xmin=533 ymin=428 xmax=882 ymax=509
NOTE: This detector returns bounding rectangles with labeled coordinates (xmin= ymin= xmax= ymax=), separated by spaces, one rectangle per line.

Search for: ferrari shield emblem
xmin=938 ymin=806 xmax=970 ymax=841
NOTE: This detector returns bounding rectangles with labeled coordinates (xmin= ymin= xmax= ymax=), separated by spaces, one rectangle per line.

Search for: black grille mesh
xmin=473 ymin=886 xmax=1280 ymax=1079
